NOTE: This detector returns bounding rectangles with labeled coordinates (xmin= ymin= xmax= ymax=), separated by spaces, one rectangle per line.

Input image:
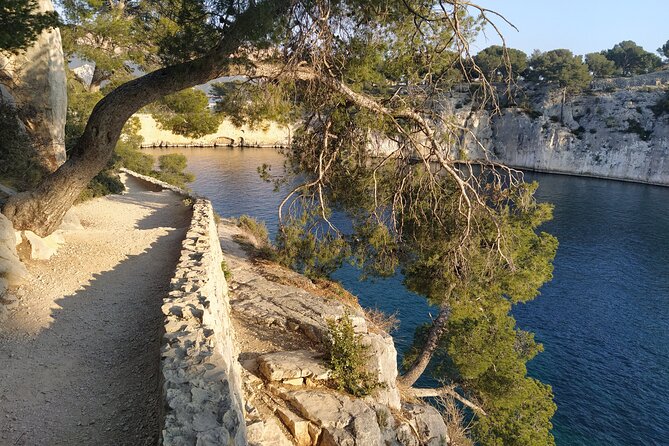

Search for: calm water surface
xmin=145 ymin=147 xmax=669 ymax=446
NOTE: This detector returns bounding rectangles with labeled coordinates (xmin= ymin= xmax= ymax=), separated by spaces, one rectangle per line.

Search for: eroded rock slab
xmin=220 ymin=222 xmax=402 ymax=410
xmin=287 ymin=389 xmax=382 ymax=446
xmin=0 ymin=214 xmax=28 ymax=293
xmin=247 ymin=418 xmax=294 ymax=446
xmin=0 ymin=0 xmax=66 ymax=171
xmin=258 ymin=350 xmax=330 ymax=383
xmin=404 ymin=403 xmax=450 ymax=446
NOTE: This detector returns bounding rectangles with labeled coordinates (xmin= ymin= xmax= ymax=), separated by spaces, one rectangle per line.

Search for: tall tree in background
xmin=527 ymin=49 xmax=591 ymax=124
xmin=2 ymin=2 xmax=558 ymax=444
xmin=527 ymin=49 xmax=592 ymax=92
xmin=604 ymin=40 xmax=662 ymax=76
xmin=59 ymin=0 xmax=159 ymax=91
xmin=0 ymin=0 xmax=58 ymax=54
xmin=474 ymin=45 xmax=528 ymax=81
xmin=585 ymin=52 xmax=618 ymax=78
xmin=658 ymin=40 xmax=669 ymax=61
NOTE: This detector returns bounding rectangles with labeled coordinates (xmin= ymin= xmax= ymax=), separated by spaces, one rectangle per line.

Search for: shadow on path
xmin=0 ymin=176 xmax=191 ymax=445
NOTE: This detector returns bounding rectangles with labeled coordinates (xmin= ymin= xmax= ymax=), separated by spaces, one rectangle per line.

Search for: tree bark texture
xmin=2 ymin=0 xmax=289 ymax=236
xmin=398 ymin=302 xmax=451 ymax=388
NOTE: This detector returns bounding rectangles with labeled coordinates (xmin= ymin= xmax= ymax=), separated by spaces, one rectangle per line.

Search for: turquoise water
xmin=145 ymin=147 xmax=669 ymax=445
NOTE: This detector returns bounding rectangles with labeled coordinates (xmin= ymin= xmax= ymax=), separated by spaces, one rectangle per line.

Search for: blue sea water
xmin=145 ymin=147 xmax=669 ymax=445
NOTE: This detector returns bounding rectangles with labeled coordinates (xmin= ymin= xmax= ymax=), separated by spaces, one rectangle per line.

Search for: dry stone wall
xmin=121 ymin=170 xmax=247 ymax=446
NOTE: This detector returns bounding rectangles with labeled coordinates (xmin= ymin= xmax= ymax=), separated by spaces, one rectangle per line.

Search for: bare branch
xmin=409 ymin=386 xmax=487 ymax=416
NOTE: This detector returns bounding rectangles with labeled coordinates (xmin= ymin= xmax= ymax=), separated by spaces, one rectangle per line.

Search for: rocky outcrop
xmin=219 ymin=221 xmax=449 ymax=446
xmin=0 ymin=0 xmax=66 ymax=172
xmin=118 ymin=170 xmax=449 ymax=446
xmin=455 ymin=83 xmax=669 ymax=185
xmin=370 ymin=73 xmax=669 ymax=185
xmin=222 ymin=222 xmax=401 ymax=411
xmin=0 ymin=214 xmax=28 ymax=297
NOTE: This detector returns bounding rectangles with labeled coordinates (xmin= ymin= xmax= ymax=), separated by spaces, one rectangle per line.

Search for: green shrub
xmin=325 ymin=313 xmax=380 ymax=397
xmin=624 ymin=119 xmax=653 ymax=141
xmin=152 ymin=89 xmax=221 ymax=138
xmin=235 ymin=215 xmax=275 ymax=260
xmin=115 ymin=145 xmax=153 ymax=175
xmin=77 ymin=170 xmax=125 ymax=202
xmin=152 ymin=153 xmax=195 ymax=188
xmin=220 ymin=260 xmax=232 ymax=281
xmin=275 ymin=214 xmax=349 ymax=278
xmin=236 ymin=215 xmax=270 ymax=244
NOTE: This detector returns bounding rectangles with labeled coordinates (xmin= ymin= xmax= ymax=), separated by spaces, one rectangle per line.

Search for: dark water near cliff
xmin=146 ymin=147 xmax=669 ymax=446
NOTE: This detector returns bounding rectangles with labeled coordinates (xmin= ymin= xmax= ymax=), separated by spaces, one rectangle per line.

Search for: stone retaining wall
xmin=121 ymin=169 xmax=247 ymax=445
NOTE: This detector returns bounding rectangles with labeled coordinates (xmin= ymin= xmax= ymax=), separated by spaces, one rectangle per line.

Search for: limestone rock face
xmin=247 ymin=418 xmax=294 ymax=446
xmin=288 ymin=389 xmax=383 ymax=446
xmin=0 ymin=0 xmax=66 ymax=172
xmin=459 ymin=81 xmax=669 ymax=185
xmin=21 ymin=230 xmax=64 ymax=260
xmin=362 ymin=331 xmax=401 ymax=409
xmin=0 ymin=214 xmax=28 ymax=295
xmin=369 ymin=73 xmax=669 ymax=185
xmin=257 ymin=350 xmax=331 ymax=384
xmin=404 ymin=403 xmax=450 ymax=446
xmin=227 ymin=236 xmax=402 ymax=410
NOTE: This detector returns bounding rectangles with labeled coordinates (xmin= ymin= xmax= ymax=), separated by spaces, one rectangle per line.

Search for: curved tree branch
xmin=2 ymin=0 xmax=291 ymax=236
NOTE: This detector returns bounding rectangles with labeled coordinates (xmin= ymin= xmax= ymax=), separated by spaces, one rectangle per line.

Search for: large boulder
xmin=0 ymin=214 xmax=28 ymax=295
xmin=0 ymin=0 xmax=66 ymax=172
xmin=21 ymin=230 xmax=64 ymax=260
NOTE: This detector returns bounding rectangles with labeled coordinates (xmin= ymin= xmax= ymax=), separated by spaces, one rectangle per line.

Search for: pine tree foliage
xmin=474 ymin=45 xmax=528 ymax=81
xmin=4 ymin=3 xmax=560 ymax=444
xmin=527 ymin=49 xmax=591 ymax=92
xmin=603 ymin=40 xmax=662 ymax=76
xmin=0 ymin=0 xmax=58 ymax=54
xmin=151 ymin=88 xmax=221 ymax=138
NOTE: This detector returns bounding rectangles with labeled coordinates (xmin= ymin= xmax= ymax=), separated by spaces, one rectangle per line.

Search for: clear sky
xmin=471 ymin=0 xmax=669 ymax=56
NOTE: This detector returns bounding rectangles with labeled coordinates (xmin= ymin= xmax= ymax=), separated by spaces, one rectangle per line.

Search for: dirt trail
xmin=0 ymin=174 xmax=191 ymax=446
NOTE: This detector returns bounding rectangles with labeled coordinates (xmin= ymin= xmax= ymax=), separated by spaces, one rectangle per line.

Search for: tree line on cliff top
xmin=475 ymin=40 xmax=667 ymax=91
xmin=1 ymin=2 xmax=663 ymax=445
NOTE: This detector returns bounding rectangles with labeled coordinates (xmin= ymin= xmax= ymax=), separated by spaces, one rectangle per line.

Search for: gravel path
xmin=0 ymin=174 xmax=191 ymax=445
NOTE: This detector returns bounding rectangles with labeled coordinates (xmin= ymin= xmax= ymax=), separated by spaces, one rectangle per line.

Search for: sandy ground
xmin=0 ymin=174 xmax=191 ymax=446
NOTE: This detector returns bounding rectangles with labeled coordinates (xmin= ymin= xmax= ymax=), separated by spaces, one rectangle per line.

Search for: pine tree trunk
xmin=1 ymin=0 xmax=289 ymax=237
xmin=89 ymin=66 xmax=107 ymax=93
xmin=398 ymin=302 xmax=451 ymax=388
